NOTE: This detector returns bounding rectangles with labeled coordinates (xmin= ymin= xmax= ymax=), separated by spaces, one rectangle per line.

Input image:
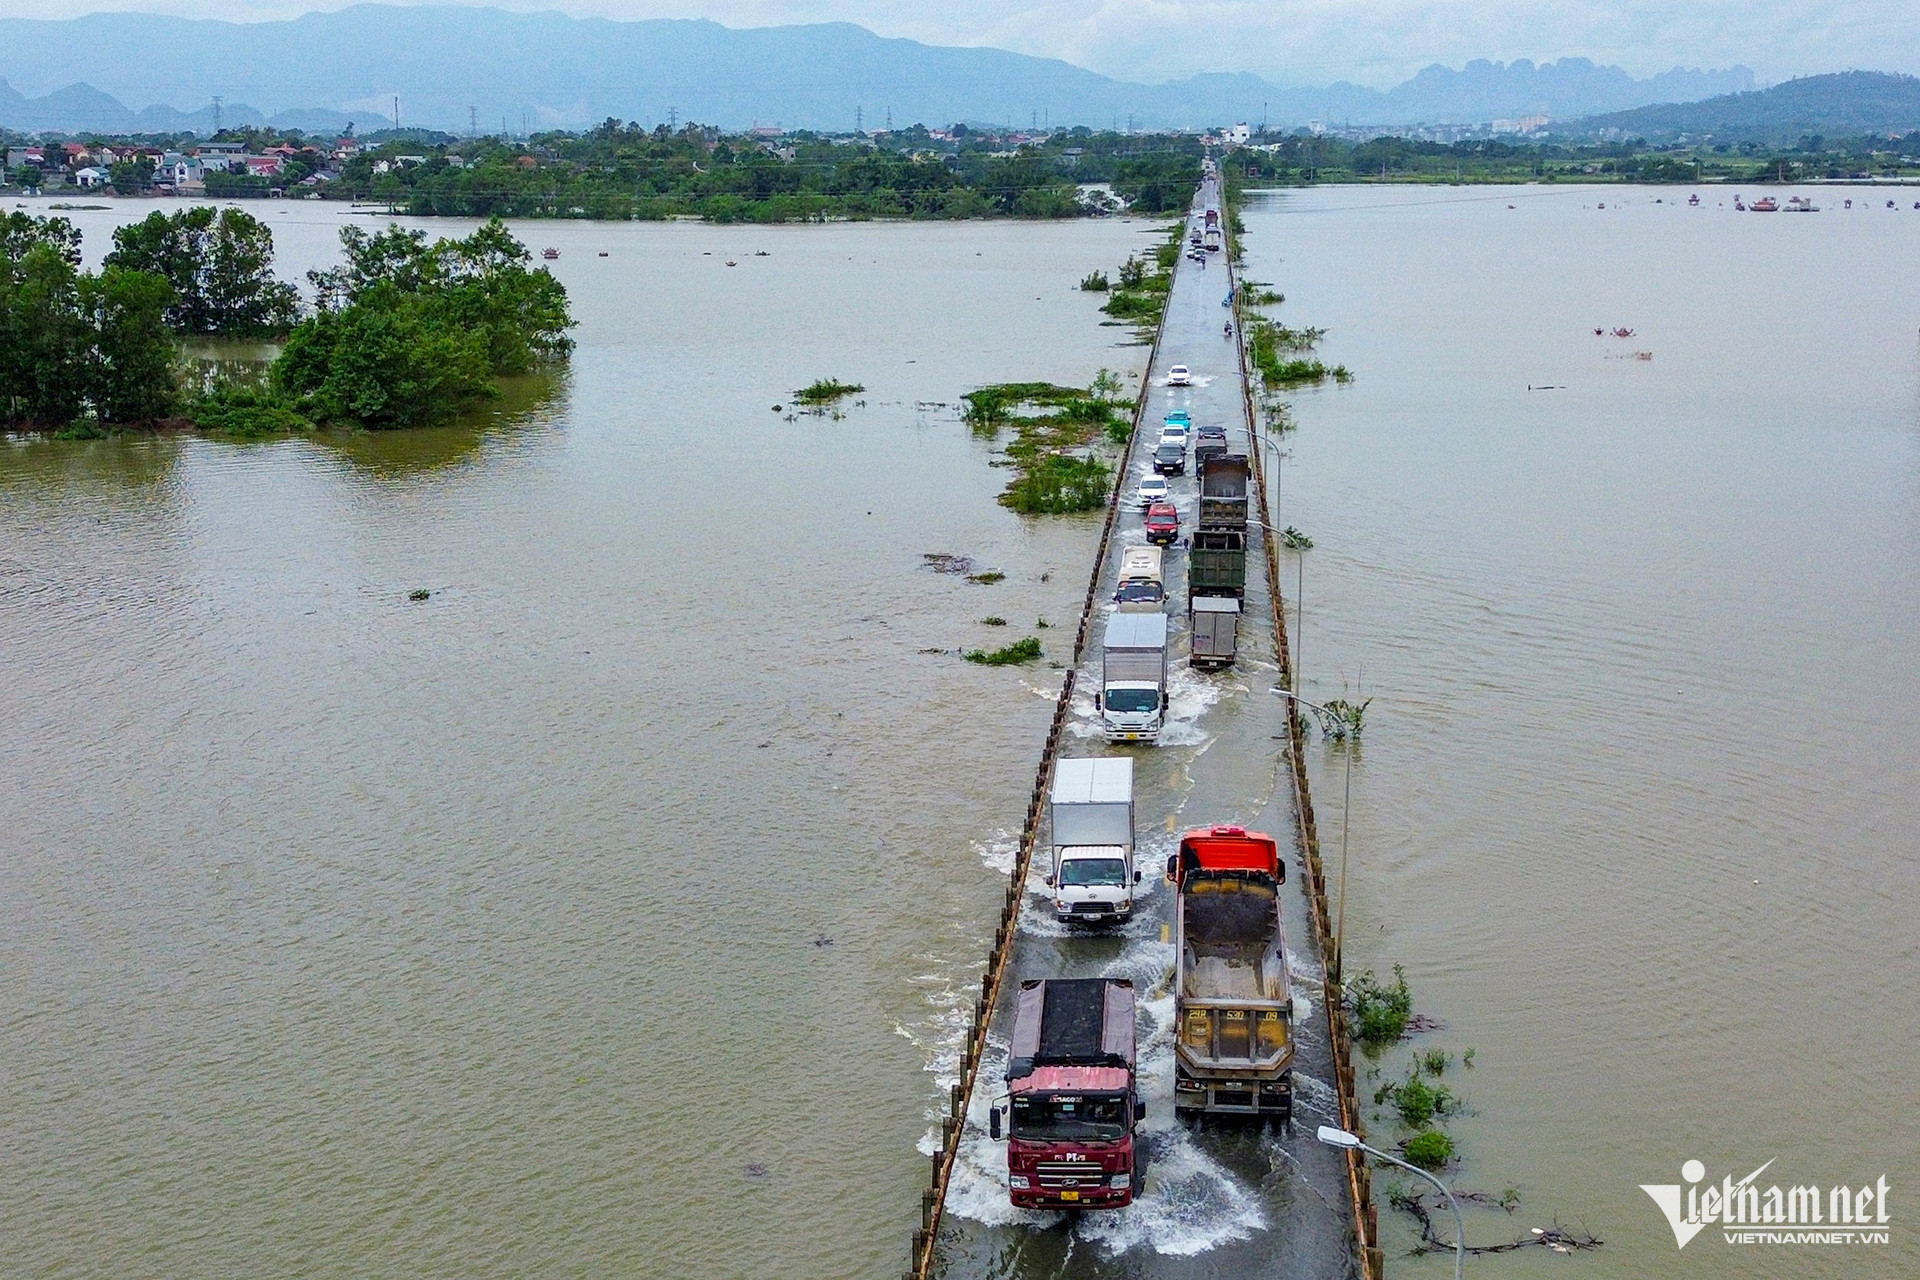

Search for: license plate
xmin=1060 ymin=1190 xmax=1080 ymax=1202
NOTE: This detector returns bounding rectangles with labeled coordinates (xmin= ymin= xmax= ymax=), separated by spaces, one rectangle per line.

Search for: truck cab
xmin=991 ymin=979 xmax=1143 ymax=1209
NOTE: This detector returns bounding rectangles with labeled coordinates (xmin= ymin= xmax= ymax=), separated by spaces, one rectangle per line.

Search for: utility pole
xmin=469 ymin=105 xmax=478 ymax=137
xmin=393 ymin=95 xmax=400 ymax=132
xmin=211 ymin=95 xmax=222 ymax=133
xmin=667 ymin=106 xmax=677 ymax=130
xmin=1127 ymin=112 xmax=1134 ymax=134
xmin=855 ymin=105 xmax=863 ymax=133
xmin=885 ymin=105 xmax=892 ymax=131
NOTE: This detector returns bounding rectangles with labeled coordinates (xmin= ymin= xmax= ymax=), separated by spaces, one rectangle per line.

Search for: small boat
xmin=597 ymin=250 xmax=608 ymax=257
xmin=724 ymin=260 xmax=737 ymax=267
xmin=542 ymin=247 xmax=559 ymax=259
xmin=1734 ymin=196 xmax=1746 ymax=210
xmin=1750 ymin=197 xmax=1778 ymax=212
xmin=1785 ymin=196 xmax=1819 ymax=213
xmin=1597 ymin=202 xmax=1605 ymax=209
xmin=1844 ymin=199 xmax=1853 ymax=209
xmin=1688 ymin=193 xmax=1700 ymax=206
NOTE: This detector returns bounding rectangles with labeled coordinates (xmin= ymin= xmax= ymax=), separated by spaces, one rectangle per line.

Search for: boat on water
xmin=542 ymin=247 xmax=559 ymax=259
xmin=1688 ymin=193 xmax=1700 ymax=206
xmin=1750 ymin=197 xmax=1779 ymax=212
xmin=1785 ymin=196 xmax=1819 ymax=213
xmin=1734 ymin=196 xmax=1747 ymax=211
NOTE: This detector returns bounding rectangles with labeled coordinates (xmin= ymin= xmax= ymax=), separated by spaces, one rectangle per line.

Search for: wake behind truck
xmin=990 ymin=977 xmax=1143 ymax=1209
xmin=1167 ymin=826 xmax=1294 ymax=1122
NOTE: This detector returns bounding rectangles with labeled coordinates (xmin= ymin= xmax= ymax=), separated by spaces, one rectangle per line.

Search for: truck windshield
xmin=1011 ymin=1093 xmax=1129 ymax=1142
xmin=1104 ymin=688 xmax=1160 ymax=714
xmin=1060 ymin=858 xmax=1127 ymax=887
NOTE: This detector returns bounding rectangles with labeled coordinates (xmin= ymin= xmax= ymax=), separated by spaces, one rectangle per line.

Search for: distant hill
xmin=0 ymin=6 xmax=1753 ymax=135
xmin=1566 ymin=71 xmax=1920 ymax=143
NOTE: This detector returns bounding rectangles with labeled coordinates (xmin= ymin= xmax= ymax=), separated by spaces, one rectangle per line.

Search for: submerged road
xmin=928 ymin=180 xmax=1359 ymax=1279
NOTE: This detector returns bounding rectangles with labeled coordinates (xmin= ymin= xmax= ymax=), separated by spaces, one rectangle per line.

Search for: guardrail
xmin=906 ymin=226 xmax=1175 ymax=1280
xmin=1226 ymin=194 xmax=1385 ymax=1280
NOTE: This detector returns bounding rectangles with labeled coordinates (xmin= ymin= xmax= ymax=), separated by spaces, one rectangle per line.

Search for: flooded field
xmin=1239 ymin=184 xmax=1918 ymax=1280
xmin=0 ymin=202 xmax=1152 ymax=1279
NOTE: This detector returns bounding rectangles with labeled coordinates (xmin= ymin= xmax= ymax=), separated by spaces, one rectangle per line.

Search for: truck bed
xmin=1180 ymin=880 xmax=1285 ymax=1002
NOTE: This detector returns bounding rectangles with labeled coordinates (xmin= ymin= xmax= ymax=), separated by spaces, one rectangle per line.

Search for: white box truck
xmin=1189 ymin=596 xmax=1240 ymax=669
xmin=1098 ymin=613 xmax=1169 ymax=742
xmin=1044 ymin=758 xmax=1141 ymax=923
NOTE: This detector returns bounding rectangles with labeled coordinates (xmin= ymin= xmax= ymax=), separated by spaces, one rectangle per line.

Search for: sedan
xmin=1167 ymin=365 xmax=1192 ymax=386
xmin=1153 ymin=441 xmax=1187 ymax=476
xmin=1133 ymin=474 xmax=1170 ymax=507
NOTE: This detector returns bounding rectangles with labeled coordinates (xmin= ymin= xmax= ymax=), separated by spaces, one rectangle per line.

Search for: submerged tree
xmin=105 ymin=207 xmax=298 ymax=335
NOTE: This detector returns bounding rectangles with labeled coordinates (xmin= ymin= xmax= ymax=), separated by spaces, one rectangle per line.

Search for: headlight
xmin=1109 ymin=1173 xmax=1131 ymax=1190
xmin=1118 ymin=899 xmax=1131 ymax=911
xmin=1009 ymin=1175 xmax=1030 ymax=1190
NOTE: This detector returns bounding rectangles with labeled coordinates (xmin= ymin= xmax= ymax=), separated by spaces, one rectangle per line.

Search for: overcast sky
xmin=14 ymin=0 xmax=1920 ymax=87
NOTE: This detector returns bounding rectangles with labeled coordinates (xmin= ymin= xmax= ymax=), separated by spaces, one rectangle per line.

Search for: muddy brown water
xmin=1 ymin=201 xmax=1154 ymax=1279
xmin=1240 ymin=183 xmax=1918 ymax=1280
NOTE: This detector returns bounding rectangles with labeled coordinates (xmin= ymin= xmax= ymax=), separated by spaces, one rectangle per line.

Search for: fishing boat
xmin=1785 ymin=196 xmax=1819 ymax=213
xmin=1750 ymin=197 xmax=1778 ymax=212
xmin=542 ymin=247 xmax=559 ymax=259
xmin=1734 ymin=196 xmax=1746 ymax=211
xmin=1688 ymin=193 xmax=1700 ymax=206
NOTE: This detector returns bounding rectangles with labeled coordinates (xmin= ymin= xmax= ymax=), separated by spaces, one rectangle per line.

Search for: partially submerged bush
xmin=1350 ymin=964 xmax=1414 ymax=1046
xmin=1403 ymin=1130 xmax=1455 ymax=1171
xmin=963 ymin=637 xmax=1042 ymax=666
xmin=794 ymin=378 xmax=863 ymax=406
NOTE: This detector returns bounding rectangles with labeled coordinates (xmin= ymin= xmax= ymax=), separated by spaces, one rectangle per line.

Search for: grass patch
xmin=981 ymin=615 xmax=1007 ymax=626
xmin=1350 ymin=964 xmax=1414 ymax=1046
xmin=966 ymin=570 xmax=1005 ymax=584
xmin=961 ymin=376 xmax=1130 ymax=515
xmin=190 ymin=384 xmax=315 ymax=436
xmin=793 ymin=378 xmax=864 ymax=406
xmin=1403 ymin=1130 xmax=1455 ymax=1171
xmin=1376 ymin=1072 xmax=1457 ymax=1129
xmin=963 ymin=636 xmax=1042 ymax=665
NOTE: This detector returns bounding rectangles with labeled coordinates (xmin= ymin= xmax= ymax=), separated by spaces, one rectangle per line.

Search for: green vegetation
xmin=963 ymin=636 xmax=1043 ymax=665
xmin=1079 ymin=269 xmax=1109 ymax=292
xmin=961 ymin=379 xmax=1131 ymax=514
xmin=3 ymin=210 xmax=570 ymax=435
xmin=1246 ymin=314 xmax=1349 ymax=389
xmin=1377 ymin=1071 xmax=1458 ymax=1129
xmin=1419 ymin=1048 xmax=1452 ymax=1076
xmin=273 ymin=219 xmax=573 ymax=429
xmin=966 ymin=570 xmax=1006 ymax=584
xmin=1403 ymin=1130 xmax=1456 ymax=1172
xmin=1311 ymin=696 xmax=1371 ymax=740
xmin=1349 ymin=964 xmax=1414 ymax=1046
xmin=793 ymin=378 xmax=864 ymax=405
xmin=981 ymin=616 xmax=1007 ymax=626
xmin=106 ymin=208 xmax=298 ymax=335
xmin=1281 ymin=526 xmax=1314 ymax=550
xmin=1100 ymin=225 xmax=1181 ymax=330
xmin=1 ymin=213 xmax=179 ymax=428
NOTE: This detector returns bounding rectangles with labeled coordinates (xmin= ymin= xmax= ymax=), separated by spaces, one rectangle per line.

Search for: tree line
xmin=1 ymin=209 xmax=572 ymax=434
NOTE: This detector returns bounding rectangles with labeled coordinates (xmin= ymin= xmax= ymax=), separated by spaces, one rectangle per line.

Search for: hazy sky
xmin=13 ymin=0 xmax=1920 ymax=86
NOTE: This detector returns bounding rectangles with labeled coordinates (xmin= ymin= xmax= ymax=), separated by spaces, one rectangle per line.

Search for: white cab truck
xmin=1098 ymin=612 xmax=1169 ymax=742
xmin=1044 ymin=758 xmax=1140 ymax=923
xmin=1113 ymin=544 xmax=1165 ymax=614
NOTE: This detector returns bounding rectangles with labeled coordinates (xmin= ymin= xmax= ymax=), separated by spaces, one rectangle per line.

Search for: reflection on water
xmin=313 ymin=368 xmax=571 ymax=477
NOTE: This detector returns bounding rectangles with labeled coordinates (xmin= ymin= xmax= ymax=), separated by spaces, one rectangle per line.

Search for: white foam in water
xmin=1015 ymin=835 xmax=1169 ymax=941
xmin=973 ymin=830 xmax=1019 ymax=876
xmin=1287 ymin=1071 xmax=1341 ymax=1125
xmin=1156 ymin=661 xmax=1227 ymax=748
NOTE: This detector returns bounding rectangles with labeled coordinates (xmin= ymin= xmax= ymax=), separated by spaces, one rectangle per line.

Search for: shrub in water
xmin=1349 ymin=964 xmax=1413 ymax=1046
xmin=1404 ymin=1130 xmax=1454 ymax=1171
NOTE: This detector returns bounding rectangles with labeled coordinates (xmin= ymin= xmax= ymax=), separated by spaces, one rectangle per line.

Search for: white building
xmin=1229 ymin=123 xmax=1251 ymax=145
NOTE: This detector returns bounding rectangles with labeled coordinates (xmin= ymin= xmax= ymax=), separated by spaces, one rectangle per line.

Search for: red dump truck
xmin=1166 ymin=826 xmax=1294 ymax=1122
xmin=990 ymin=978 xmax=1143 ymax=1209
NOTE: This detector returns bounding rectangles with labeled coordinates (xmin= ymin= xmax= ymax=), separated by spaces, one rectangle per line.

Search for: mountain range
xmin=1562 ymin=71 xmax=1920 ymax=144
xmin=0 ymin=6 xmax=1755 ymax=135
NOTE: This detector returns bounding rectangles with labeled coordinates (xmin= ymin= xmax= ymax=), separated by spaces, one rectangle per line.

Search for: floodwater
xmin=0 ymin=200 xmax=1153 ymax=1279
xmin=1240 ymin=184 xmax=1919 ymax=1279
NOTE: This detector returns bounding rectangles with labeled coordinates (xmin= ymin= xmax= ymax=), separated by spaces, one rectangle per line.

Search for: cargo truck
xmin=1188 ymin=529 xmax=1247 ymax=603
xmin=1044 ymin=758 xmax=1140 ymax=923
xmin=1098 ymin=612 xmax=1168 ymax=742
xmin=1166 ymin=826 xmax=1293 ymax=1122
xmin=990 ymin=978 xmax=1143 ymax=1209
xmin=1198 ymin=455 xmax=1250 ymax=531
xmin=1189 ymin=596 xmax=1241 ymax=669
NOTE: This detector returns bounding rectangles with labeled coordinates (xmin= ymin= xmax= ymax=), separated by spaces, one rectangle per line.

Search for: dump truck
xmin=990 ymin=978 xmax=1143 ymax=1209
xmin=1188 ymin=529 xmax=1247 ymax=603
xmin=1198 ymin=455 xmax=1250 ymax=532
xmin=1166 ymin=826 xmax=1293 ymax=1122
xmin=1045 ymin=758 xmax=1140 ymax=923
xmin=1189 ymin=596 xmax=1241 ymax=669
xmin=1099 ymin=612 xmax=1168 ymax=742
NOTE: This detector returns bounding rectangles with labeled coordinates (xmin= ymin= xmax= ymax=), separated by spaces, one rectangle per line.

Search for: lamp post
xmin=1317 ymin=1125 xmax=1466 ymax=1280
xmin=1249 ymin=513 xmax=1308 ymax=696
xmin=1272 ymin=687 xmax=1353 ymax=981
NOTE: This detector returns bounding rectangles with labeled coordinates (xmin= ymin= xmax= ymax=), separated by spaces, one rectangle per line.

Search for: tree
xmin=1 ymin=212 xmax=82 ymax=268
xmin=109 ymin=157 xmax=155 ymax=195
xmin=105 ymin=207 xmax=298 ymax=335
xmin=82 ymin=267 xmax=179 ymax=423
xmin=0 ymin=243 xmax=89 ymax=427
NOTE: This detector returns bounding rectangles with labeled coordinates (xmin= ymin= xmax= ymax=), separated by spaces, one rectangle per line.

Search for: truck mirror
xmin=1134 ymin=869 xmax=1143 ymax=884
xmin=1042 ymin=874 xmax=1054 ymax=888
xmin=989 ymin=1107 xmax=1003 ymax=1141
xmin=1093 ymin=693 xmax=1103 ymax=711
xmin=1134 ymin=1100 xmax=1147 ymax=1122
xmin=1164 ymin=853 xmax=1177 ymax=882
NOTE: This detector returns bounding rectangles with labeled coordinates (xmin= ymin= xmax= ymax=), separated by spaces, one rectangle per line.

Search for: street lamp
xmin=1317 ymin=1125 xmax=1466 ymax=1280
xmin=1272 ymin=687 xmax=1354 ymax=981
xmin=1248 ymin=514 xmax=1307 ymax=697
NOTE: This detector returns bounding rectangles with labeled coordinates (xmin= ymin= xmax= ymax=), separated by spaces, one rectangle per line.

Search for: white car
xmin=1159 ymin=423 xmax=1190 ymax=448
xmin=1134 ymin=474 xmax=1170 ymax=507
xmin=1167 ymin=365 xmax=1192 ymax=386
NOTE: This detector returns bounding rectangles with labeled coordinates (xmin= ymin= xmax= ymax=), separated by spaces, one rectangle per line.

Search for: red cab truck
xmin=990 ymin=978 xmax=1143 ymax=1209
xmin=1166 ymin=826 xmax=1294 ymax=1122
